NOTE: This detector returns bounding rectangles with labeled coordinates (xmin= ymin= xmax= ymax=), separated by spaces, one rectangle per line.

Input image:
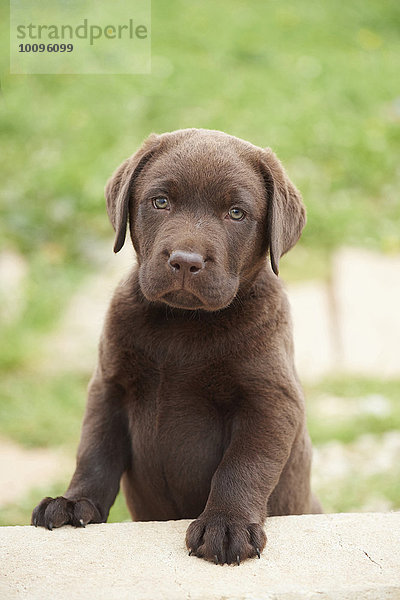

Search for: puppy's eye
xmin=153 ymin=197 xmax=170 ymax=210
xmin=228 ymin=207 xmax=245 ymax=221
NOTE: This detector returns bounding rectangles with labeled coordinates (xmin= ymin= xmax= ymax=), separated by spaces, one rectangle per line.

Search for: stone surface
xmin=1 ymin=513 xmax=399 ymax=599
xmin=287 ymin=280 xmax=338 ymax=381
xmin=333 ymin=247 xmax=400 ymax=377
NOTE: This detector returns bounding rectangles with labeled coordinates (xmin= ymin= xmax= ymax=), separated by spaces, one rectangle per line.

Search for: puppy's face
xmin=132 ymin=143 xmax=266 ymax=310
xmin=106 ymin=129 xmax=306 ymax=311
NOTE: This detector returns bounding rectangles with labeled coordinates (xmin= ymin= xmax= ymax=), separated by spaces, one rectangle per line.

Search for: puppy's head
xmin=105 ymin=129 xmax=305 ymax=311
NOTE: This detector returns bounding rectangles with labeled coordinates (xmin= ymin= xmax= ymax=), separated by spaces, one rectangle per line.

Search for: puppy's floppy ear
xmin=105 ymin=134 xmax=161 ymax=253
xmin=259 ymin=148 xmax=306 ymax=276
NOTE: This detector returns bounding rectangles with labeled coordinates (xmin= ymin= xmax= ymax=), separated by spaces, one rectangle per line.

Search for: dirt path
xmin=0 ymin=438 xmax=74 ymax=507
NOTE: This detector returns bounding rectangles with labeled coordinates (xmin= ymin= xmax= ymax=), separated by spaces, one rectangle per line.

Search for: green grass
xmin=0 ymin=372 xmax=87 ymax=449
xmin=0 ymin=258 xmax=86 ymax=372
xmin=1 ymin=0 xmax=400 ymax=260
xmin=315 ymin=467 xmax=400 ymax=514
xmin=306 ymin=377 xmax=400 ymax=445
xmin=307 ymin=377 xmax=400 ymax=512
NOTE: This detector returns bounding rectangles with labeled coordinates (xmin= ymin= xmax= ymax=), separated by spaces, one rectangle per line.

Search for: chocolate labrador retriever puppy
xmin=32 ymin=128 xmax=321 ymax=564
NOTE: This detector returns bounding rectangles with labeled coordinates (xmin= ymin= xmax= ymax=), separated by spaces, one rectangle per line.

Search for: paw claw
xmin=188 ymin=550 xmax=192 ymax=556
xmin=31 ymin=496 xmax=102 ymax=531
xmin=186 ymin=515 xmax=266 ymax=566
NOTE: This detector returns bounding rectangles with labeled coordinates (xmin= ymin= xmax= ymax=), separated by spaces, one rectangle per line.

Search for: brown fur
xmin=32 ymin=128 xmax=321 ymax=565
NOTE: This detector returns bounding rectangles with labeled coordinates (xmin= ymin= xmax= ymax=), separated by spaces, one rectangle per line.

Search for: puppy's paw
xmin=31 ymin=496 xmax=102 ymax=530
xmin=186 ymin=511 xmax=266 ymax=565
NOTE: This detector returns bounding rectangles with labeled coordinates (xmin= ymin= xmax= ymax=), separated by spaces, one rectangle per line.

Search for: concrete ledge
xmin=1 ymin=513 xmax=399 ymax=599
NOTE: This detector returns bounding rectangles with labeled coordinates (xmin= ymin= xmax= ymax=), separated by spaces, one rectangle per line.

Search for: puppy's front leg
xmin=32 ymin=370 xmax=130 ymax=530
xmin=186 ymin=396 xmax=300 ymax=565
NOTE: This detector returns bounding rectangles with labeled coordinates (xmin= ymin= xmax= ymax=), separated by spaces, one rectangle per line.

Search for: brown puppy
xmin=32 ymin=128 xmax=321 ymax=565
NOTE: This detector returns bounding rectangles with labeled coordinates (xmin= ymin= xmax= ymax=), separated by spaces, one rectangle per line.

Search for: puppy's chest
xmin=126 ymin=366 xmax=234 ymax=477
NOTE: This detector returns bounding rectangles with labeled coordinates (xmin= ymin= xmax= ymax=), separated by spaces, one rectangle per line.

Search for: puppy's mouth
xmin=138 ymin=262 xmax=240 ymax=311
xmin=161 ymin=290 xmax=205 ymax=310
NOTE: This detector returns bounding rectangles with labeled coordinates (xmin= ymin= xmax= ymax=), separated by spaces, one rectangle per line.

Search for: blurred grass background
xmin=0 ymin=0 xmax=399 ymax=524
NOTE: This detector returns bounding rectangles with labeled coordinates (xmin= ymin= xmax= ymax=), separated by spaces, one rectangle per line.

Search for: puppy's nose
xmin=168 ymin=251 xmax=205 ymax=274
